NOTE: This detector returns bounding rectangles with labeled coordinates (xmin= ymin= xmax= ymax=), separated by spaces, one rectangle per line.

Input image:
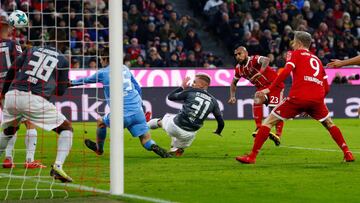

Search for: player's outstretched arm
xmin=213 ymin=114 xmax=224 ymax=136
xmin=268 ymin=65 xmax=293 ymax=93
xmin=228 ymin=78 xmax=239 ymax=104
xmin=327 ymin=55 xmax=360 ymax=68
xmin=70 ymin=70 xmax=102 ymax=87
xmin=167 ymin=87 xmax=186 ymax=101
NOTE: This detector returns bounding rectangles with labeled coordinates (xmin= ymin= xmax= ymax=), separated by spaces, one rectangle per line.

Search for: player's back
xmin=287 ymin=49 xmax=327 ymax=101
xmin=0 ymin=39 xmax=22 ymax=90
xmin=174 ymin=88 xmax=220 ymax=131
xmin=10 ymin=46 xmax=69 ymax=99
xmin=123 ymin=65 xmax=142 ymax=116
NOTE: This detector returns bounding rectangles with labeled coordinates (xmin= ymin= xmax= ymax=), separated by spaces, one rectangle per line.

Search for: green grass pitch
xmin=0 ymin=119 xmax=359 ymax=202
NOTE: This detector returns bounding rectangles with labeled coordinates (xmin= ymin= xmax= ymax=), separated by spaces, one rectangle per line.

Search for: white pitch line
xmin=0 ymin=173 xmax=175 ymax=203
xmin=280 ymin=145 xmax=360 ymax=154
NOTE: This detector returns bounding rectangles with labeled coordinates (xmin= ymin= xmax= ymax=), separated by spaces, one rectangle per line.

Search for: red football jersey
xmin=286 ymin=49 xmax=328 ymax=101
xmin=234 ymin=55 xmax=284 ymax=90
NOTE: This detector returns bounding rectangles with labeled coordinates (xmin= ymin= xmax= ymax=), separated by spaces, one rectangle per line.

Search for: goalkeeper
xmin=70 ymin=47 xmax=171 ymax=158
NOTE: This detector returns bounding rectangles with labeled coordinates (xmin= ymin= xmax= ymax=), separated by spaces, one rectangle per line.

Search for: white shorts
xmin=1 ymin=90 xmax=66 ymax=131
xmin=161 ymin=113 xmax=196 ymax=148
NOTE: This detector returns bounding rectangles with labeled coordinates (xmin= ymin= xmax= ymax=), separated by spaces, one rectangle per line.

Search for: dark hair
xmin=99 ymin=45 xmax=109 ymax=62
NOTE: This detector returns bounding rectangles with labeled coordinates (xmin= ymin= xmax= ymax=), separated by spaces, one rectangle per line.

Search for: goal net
xmin=0 ymin=0 xmax=112 ymax=200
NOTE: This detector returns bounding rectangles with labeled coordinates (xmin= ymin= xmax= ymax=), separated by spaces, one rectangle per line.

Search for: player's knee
xmin=3 ymin=126 xmax=19 ymax=136
xmin=321 ymin=118 xmax=335 ymax=130
xmin=97 ymin=119 xmax=106 ymax=128
xmin=24 ymin=121 xmax=36 ymax=129
xmin=53 ymin=120 xmax=73 ymax=133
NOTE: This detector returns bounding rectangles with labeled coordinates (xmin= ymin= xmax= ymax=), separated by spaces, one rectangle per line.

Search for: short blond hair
xmin=195 ymin=73 xmax=211 ymax=85
xmin=294 ymin=31 xmax=312 ymax=48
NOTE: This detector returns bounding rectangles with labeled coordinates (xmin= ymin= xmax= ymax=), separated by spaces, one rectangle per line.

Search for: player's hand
xmin=213 ymin=131 xmax=222 ymax=137
xmin=326 ymin=59 xmax=342 ymax=68
xmin=228 ymin=96 xmax=236 ymax=104
xmin=182 ymin=76 xmax=191 ymax=89
xmin=250 ymin=73 xmax=261 ymax=82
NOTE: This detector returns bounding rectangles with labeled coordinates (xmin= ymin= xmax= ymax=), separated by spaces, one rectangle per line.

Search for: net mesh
xmin=0 ymin=0 xmax=110 ymax=200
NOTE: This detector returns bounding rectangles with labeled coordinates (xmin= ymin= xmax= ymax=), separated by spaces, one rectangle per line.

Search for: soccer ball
xmin=9 ymin=10 xmax=28 ymax=28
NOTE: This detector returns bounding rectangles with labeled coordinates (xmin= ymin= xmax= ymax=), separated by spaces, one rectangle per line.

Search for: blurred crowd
xmin=0 ymin=0 xmax=109 ymax=69
xmin=189 ymin=0 xmax=360 ymax=68
xmin=123 ymin=0 xmax=223 ymax=68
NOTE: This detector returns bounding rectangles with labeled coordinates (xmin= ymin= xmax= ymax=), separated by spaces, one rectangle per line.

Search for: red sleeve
xmin=322 ymin=68 xmax=329 ymax=96
xmin=285 ymin=50 xmax=297 ymax=69
xmin=234 ymin=65 xmax=241 ymax=79
xmin=269 ymin=65 xmax=292 ymax=92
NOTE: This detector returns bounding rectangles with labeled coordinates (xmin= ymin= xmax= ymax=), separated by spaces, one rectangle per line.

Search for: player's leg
xmin=268 ymin=106 xmax=282 ymax=146
xmin=128 ymin=112 xmax=171 ymax=158
xmin=169 ymin=133 xmax=195 ymax=157
xmin=84 ymin=116 xmax=108 ymax=155
xmin=252 ymin=103 xmax=263 ymax=137
xmin=308 ymin=101 xmax=354 ymax=162
xmin=237 ymin=98 xmax=298 ymax=164
xmin=147 ymin=117 xmax=163 ymax=129
xmin=321 ymin=117 xmax=354 ymax=162
xmin=0 ymin=126 xmax=20 ymax=164
xmin=169 ymin=137 xmax=185 ymax=156
xmin=23 ymin=121 xmax=45 ymax=169
xmin=267 ymin=89 xmax=284 ymax=145
xmin=236 ymin=114 xmax=280 ymax=164
xmin=2 ymin=133 xmax=17 ymax=168
xmin=139 ymin=132 xmax=171 ymax=158
xmin=1 ymin=91 xmax=22 ymax=168
xmin=51 ymin=120 xmax=73 ymax=182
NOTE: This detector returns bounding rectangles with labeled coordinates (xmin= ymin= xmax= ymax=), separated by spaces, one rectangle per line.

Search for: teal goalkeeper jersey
xmin=71 ymin=65 xmax=142 ymax=116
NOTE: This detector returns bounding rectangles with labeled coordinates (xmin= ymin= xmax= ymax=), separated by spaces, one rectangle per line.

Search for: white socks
xmin=1 ymin=132 xmax=13 ymax=157
xmin=148 ymin=119 xmax=160 ymax=129
xmin=55 ymin=130 xmax=73 ymax=168
xmin=25 ymin=129 xmax=37 ymax=162
xmin=5 ymin=133 xmax=17 ymax=159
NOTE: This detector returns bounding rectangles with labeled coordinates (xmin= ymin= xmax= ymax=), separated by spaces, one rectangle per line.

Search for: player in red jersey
xmin=236 ymin=31 xmax=355 ymax=164
xmin=228 ymin=46 xmax=285 ymax=146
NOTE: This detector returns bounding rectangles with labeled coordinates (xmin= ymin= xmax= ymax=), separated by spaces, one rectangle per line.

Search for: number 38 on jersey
xmin=25 ymin=51 xmax=59 ymax=84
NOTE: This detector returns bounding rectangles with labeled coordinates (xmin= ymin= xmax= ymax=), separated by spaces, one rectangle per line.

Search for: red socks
xmin=251 ymin=126 xmax=271 ymax=157
xmin=253 ymin=104 xmax=263 ymax=128
xmin=328 ymin=126 xmax=349 ymax=153
xmin=275 ymin=121 xmax=284 ymax=137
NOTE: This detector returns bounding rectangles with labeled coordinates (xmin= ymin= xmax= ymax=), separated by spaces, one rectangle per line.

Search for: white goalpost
xmin=109 ymin=0 xmax=124 ymax=195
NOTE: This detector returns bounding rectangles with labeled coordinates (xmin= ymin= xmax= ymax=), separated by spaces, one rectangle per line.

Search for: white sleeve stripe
xmin=286 ymin=62 xmax=295 ymax=68
xmin=323 ymin=75 xmax=328 ymax=79
xmin=257 ymin=56 xmax=263 ymax=64
xmin=234 ymin=76 xmax=240 ymax=80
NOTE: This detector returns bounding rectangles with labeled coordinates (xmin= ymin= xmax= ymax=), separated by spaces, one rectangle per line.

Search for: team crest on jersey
xmin=16 ymin=45 xmax=22 ymax=53
xmin=286 ymin=51 xmax=292 ymax=61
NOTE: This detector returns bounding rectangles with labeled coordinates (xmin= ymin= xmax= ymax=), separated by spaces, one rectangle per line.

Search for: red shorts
xmin=272 ymin=97 xmax=330 ymax=121
xmin=264 ymin=88 xmax=284 ymax=107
